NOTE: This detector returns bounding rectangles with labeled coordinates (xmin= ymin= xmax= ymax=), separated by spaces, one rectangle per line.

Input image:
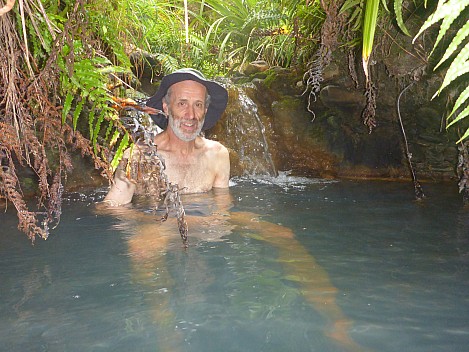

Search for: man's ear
xmin=162 ymin=100 xmax=169 ymax=117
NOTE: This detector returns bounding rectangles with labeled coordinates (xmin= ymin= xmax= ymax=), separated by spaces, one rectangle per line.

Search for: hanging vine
xmin=302 ymin=0 xmax=346 ymax=120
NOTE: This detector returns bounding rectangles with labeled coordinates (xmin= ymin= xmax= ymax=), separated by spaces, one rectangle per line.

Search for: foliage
xmin=0 ymin=0 xmax=132 ymax=242
xmin=199 ymin=0 xmax=291 ymax=71
xmin=338 ymin=0 xmax=468 ymax=142
xmin=411 ymin=0 xmax=469 ymax=143
xmin=362 ymin=0 xmax=380 ymax=83
xmin=107 ymin=0 xmax=324 ymax=75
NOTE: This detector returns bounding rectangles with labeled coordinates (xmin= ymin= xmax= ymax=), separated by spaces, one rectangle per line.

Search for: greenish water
xmin=1 ymin=177 xmax=468 ymax=352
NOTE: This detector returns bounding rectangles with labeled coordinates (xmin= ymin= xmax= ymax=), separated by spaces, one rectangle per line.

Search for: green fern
xmin=394 ymin=0 xmax=411 ymax=36
xmin=110 ymin=132 xmax=130 ymax=172
xmin=413 ymin=0 xmax=469 ymax=142
xmin=435 ymin=20 xmax=469 ymax=70
xmin=62 ymin=93 xmax=74 ymax=124
xmin=447 ymin=85 xmax=469 ymax=128
xmin=72 ymin=99 xmax=85 ymax=131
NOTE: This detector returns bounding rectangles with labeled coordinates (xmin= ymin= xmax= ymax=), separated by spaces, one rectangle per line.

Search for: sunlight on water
xmin=230 ymin=171 xmax=338 ymax=192
xmin=1 ymin=180 xmax=468 ymax=352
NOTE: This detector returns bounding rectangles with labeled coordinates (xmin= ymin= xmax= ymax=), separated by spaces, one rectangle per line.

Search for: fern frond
xmin=88 ymin=108 xmax=96 ymax=141
xmin=103 ymin=118 xmax=116 ymax=144
xmin=156 ymin=53 xmax=180 ymax=73
xmin=349 ymin=6 xmax=365 ymax=32
xmin=394 ymin=0 xmax=411 ymax=36
xmin=413 ymin=0 xmax=469 ymax=45
xmin=433 ymin=43 xmax=469 ymax=98
xmin=110 ymin=132 xmax=130 ymax=172
xmin=62 ymin=93 xmax=74 ymax=124
xmin=72 ymin=99 xmax=84 ymax=131
xmin=447 ymin=83 xmax=469 ymax=131
xmin=447 ymin=105 xmax=469 ymax=130
xmin=430 ymin=0 xmax=469 ymax=57
xmin=448 ymin=85 xmax=469 ymax=121
xmin=109 ymin=130 xmax=121 ymax=149
xmin=435 ymin=20 xmax=469 ymax=69
xmin=456 ymin=123 xmax=469 ymax=144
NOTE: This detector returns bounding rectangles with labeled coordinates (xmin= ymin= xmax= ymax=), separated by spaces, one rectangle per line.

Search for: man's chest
xmin=161 ymin=153 xmax=215 ymax=192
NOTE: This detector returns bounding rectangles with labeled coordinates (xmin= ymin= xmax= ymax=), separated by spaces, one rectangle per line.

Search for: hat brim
xmin=146 ymin=69 xmax=228 ymax=131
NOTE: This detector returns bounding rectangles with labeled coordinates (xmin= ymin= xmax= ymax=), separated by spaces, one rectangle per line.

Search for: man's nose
xmin=186 ymin=105 xmax=197 ymax=119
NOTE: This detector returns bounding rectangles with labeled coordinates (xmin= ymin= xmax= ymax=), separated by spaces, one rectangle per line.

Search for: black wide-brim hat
xmin=146 ymin=68 xmax=228 ymax=131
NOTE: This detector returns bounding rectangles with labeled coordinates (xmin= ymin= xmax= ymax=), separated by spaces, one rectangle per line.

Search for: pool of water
xmin=1 ymin=177 xmax=468 ymax=352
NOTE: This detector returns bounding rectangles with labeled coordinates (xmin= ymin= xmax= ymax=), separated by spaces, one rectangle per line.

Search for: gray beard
xmin=168 ymin=113 xmax=204 ymax=142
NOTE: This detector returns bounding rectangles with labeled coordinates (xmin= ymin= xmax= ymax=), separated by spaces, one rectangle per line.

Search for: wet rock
xmin=243 ymin=60 xmax=270 ymax=75
xmin=322 ymin=62 xmax=340 ymax=81
xmin=66 ymin=155 xmax=108 ymax=192
xmin=319 ymin=85 xmax=365 ymax=110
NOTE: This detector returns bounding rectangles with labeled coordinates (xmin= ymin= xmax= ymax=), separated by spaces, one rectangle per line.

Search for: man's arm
xmin=213 ymin=143 xmax=230 ymax=188
xmin=103 ymin=167 xmax=136 ymax=206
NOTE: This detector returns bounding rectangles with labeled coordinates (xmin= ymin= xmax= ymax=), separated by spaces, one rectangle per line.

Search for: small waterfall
xmin=219 ymin=83 xmax=277 ymax=177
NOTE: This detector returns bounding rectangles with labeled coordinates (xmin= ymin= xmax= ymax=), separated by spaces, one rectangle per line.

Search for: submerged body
xmin=99 ymin=188 xmax=367 ymax=352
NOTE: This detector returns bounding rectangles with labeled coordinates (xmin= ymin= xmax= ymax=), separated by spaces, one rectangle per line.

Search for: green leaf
xmin=435 ymin=20 xmax=469 ymax=69
xmin=456 ymin=125 xmax=469 ymax=144
xmin=349 ymin=6 xmax=365 ymax=31
xmin=447 ymin=85 xmax=469 ymax=120
xmin=98 ymin=65 xmax=130 ymax=74
xmin=362 ymin=0 xmax=380 ymax=82
xmin=413 ymin=0 xmax=469 ymax=45
xmin=72 ymin=99 xmax=85 ymax=131
xmin=433 ymin=43 xmax=469 ymax=98
xmin=204 ymin=16 xmax=227 ymax=48
xmin=429 ymin=1 xmax=469 ymax=57
xmin=103 ymin=115 xmax=117 ymax=143
xmin=62 ymin=93 xmax=74 ymax=124
xmin=381 ymin=0 xmax=390 ymax=12
xmin=110 ymin=133 xmax=130 ymax=172
xmin=447 ymin=105 xmax=469 ymax=129
xmin=340 ymin=0 xmax=363 ymax=14
xmin=109 ymin=129 xmax=120 ymax=148
xmin=218 ymin=31 xmax=233 ymax=63
xmin=394 ymin=0 xmax=411 ymax=36
xmin=88 ymin=108 xmax=96 ymax=141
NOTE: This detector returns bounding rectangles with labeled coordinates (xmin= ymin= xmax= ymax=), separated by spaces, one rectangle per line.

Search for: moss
xmin=259 ymin=69 xmax=278 ymax=89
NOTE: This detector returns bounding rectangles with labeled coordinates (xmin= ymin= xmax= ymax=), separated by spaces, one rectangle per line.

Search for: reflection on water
xmin=1 ymin=178 xmax=468 ymax=352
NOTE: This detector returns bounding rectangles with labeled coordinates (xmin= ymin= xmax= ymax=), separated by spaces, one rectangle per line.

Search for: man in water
xmin=100 ymin=68 xmax=366 ymax=351
xmin=104 ymin=68 xmax=230 ymax=206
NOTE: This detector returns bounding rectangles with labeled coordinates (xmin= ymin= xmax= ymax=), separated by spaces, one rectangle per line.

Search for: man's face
xmin=163 ymin=80 xmax=208 ymax=142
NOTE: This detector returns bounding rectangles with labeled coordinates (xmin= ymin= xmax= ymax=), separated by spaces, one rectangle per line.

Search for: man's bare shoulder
xmin=198 ymin=137 xmax=228 ymax=154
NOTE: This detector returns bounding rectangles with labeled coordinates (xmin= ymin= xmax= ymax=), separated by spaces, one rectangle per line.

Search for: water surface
xmin=1 ymin=178 xmax=468 ymax=352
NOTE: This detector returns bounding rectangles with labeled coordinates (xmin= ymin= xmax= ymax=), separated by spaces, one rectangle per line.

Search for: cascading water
xmin=215 ymin=83 xmax=278 ymax=177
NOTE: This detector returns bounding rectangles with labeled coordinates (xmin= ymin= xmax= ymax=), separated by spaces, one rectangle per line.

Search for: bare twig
xmin=397 ymin=81 xmax=425 ymax=200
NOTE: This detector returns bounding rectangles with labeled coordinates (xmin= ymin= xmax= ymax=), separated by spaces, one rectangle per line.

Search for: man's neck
xmin=156 ymin=129 xmax=201 ymax=156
